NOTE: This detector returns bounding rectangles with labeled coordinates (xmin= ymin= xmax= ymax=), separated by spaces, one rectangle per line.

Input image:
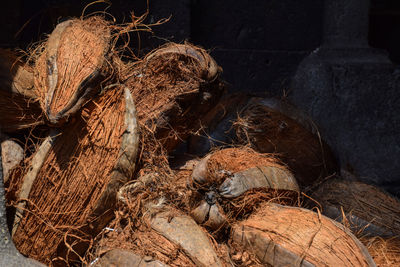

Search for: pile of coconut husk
xmin=2 ymin=14 xmax=224 ymax=265
xmin=1 ymin=8 xmax=399 ymax=267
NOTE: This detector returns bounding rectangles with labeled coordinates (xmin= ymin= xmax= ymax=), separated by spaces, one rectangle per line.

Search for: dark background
xmin=1 ymin=0 xmax=400 ymax=94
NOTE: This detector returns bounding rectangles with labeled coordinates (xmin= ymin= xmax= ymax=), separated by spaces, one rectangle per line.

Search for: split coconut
xmin=230 ymin=203 xmax=376 ymax=267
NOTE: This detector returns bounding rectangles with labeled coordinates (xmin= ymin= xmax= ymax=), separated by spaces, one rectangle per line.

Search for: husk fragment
xmin=231 ymin=203 xmax=376 ymax=267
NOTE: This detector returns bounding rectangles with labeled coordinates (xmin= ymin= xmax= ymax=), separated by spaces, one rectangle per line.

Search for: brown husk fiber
xmin=360 ymin=236 xmax=400 ymax=266
xmin=231 ymin=203 xmax=375 ymax=266
xmin=34 ymin=16 xmax=111 ymax=120
xmin=312 ymin=179 xmax=400 ymax=237
xmin=122 ymin=43 xmax=223 ymax=153
xmin=0 ymin=48 xmax=43 ymax=132
xmin=9 ymin=87 xmax=125 ymax=265
xmin=205 ymin=147 xmax=285 ymax=185
xmin=234 ymin=98 xmax=337 ymax=186
xmin=91 ymin=214 xmax=195 ymax=266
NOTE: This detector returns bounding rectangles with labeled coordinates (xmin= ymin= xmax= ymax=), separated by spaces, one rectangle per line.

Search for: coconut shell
xmin=231 ymin=203 xmax=376 ymax=267
xmin=234 ymin=97 xmax=338 ymax=186
xmin=34 ymin=17 xmax=111 ymax=126
xmin=0 ymin=49 xmax=43 ymax=132
xmin=9 ymin=86 xmax=139 ymax=264
xmin=311 ymin=179 xmax=400 ymax=237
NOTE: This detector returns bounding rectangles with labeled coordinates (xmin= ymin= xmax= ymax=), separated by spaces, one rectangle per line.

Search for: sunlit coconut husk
xmin=231 ymin=203 xmax=376 ymax=267
xmin=123 ymin=43 xmax=224 ymax=153
xmin=311 ymin=178 xmax=400 ymax=237
xmin=90 ymin=205 xmax=224 ymax=267
xmin=234 ymin=97 xmax=338 ymax=186
xmin=0 ymin=48 xmax=43 ymax=132
xmin=8 ymin=86 xmax=139 ymax=265
xmin=189 ymin=147 xmax=300 ymax=230
xmin=33 ymin=17 xmax=111 ymax=126
xmin=359 ymin=236 xmax=400 ymax=267
xmin=93 ymin=249 xmax=168 ymax=267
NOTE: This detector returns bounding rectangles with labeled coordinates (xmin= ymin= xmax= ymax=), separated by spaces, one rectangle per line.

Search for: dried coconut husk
xmin=33 ymin=17 xmax=111 ymax=126
xmin=359 ymin=236 xmax=400 ymax=267
xmin=123 ymin=42 xmax=224 ymax=153
xmin=8 ymin=86 xmax=139 ymax=265
xmin=311 ymin=178 xmax=400 ymax=237
xmin=0 ymin=48 xmax=43 ymax=132
xmin=230 ymin=203 xmax=376 ymax=267
xmin=234 ymin=97 xmax=338 ymax=186
xmin=187 ymin=93 xmax=250 ymax=155
xmin=93 ymin=249 xmax=168 ymax=267
xmin=189 ymin=147 xmax=300 ymax=231
xmin=90 ymin=203 xmax=224 ymax=267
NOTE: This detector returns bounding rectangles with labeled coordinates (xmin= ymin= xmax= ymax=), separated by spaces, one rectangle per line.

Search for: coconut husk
xmin=360 ymin=236 xmax=400 ymax=267
xmin=0 ymin=48 xmax=43 ymax=132
xmin=8 ymin=86 xmax=139 ymax=265
xmin=234 ymin=97 xmax=338 ymax=186
xmin=90 ymin=206 xmax=224 ymax=267
xmin=231 ymin=203 xmax=376 ymax=267
xmin=1 ymin=137 xmax=24 ymax=184
xmin=33 ymin=17 xmax=111 ymax=126
xmin=93 ymin=249 xmax=168 ymax=267
xmin=123 ymin=43 xmax=224 ymax=153
xmin=187 ymin=94 xmax=250 ymax=155
xmin=188 ymin=147 xmax=300 ymax=231
xmin=311 ymin=179 xmax=400 ymax=237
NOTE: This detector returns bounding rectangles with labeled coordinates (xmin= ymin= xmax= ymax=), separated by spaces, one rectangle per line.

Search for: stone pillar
xmin=323 ymin=0 xmax=370 ymax=48
xmin=290 ymin=0 xmax=400 ymax=196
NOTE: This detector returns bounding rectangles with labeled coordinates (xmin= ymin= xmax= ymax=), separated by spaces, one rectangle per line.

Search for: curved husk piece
xmin=191 ymin=147 xmax=293 ymax=190
xmin=191 ymin=200 xmax=227 ymax=231
xmin=124 ymin=42 xmax=224 ymax=153
xmin=0 ymin=49 xmax=43 ymax=132
xmin=311 ymin=179 xmax=400 ymax=237
xmin=234 ymin=97 xmax=338 ymax=186
xmin=145 ymin=43 xmax=221 ymax=81
xmin=1 ymin=137 xmax=24 ymax=184
xmin=219 ymin=166 xmax=299 ymax=198
xmin=149 ymin=209 xmax=224 ymax=267
xmin=94 ymin=249 xmax=169 ymax=267
xmin=10 ymin=86 xmax=138 ymax=265
xmin=231 ymin=203 xmax=376 ymax=267
xmin=92 ymin=206 xmax=224 ymax=267
xmin=34 ymin=17 xmax=111 ymax=126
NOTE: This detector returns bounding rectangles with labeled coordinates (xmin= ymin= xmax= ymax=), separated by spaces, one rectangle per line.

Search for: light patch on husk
xmin=231 ymin=203 xmax=376 ymax=267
